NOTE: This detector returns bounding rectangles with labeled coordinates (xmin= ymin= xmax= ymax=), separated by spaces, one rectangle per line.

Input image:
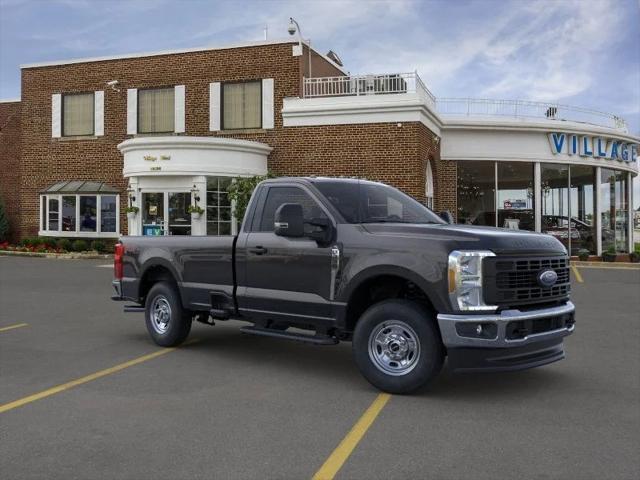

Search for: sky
xmin=0 ymin=0 xmax=639 ymax=203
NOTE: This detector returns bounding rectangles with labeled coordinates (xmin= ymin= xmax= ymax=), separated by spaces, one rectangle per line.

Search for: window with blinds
xmin=62 ymin=93 xmax=94 ymax=136
xmin=138 ymin=87 xmax=175 ymax=133
xmin=222 ymin=81 xmax=261 ymax=129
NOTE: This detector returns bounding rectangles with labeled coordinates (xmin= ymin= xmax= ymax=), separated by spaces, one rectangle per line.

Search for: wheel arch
xmin=138 ymin=259 xmax=182 ymax=306
xmin=340 ymin=266 xmax=440 ymax=334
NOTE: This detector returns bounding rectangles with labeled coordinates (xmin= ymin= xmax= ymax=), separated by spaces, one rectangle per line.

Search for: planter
xmin=630 ymin=252 xmax=640 ymax=263
xmin=127 ymin=211 xmax=138 ymax=221
xmin=191 ymin=212 xmax=203 ymax=220
xmin=602 ymin=253 xmax=616 ymax=262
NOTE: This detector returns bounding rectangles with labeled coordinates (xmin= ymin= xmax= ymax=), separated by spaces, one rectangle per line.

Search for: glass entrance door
xmin=168 ymin=192 xmax=191 ymax=236
xmin=141 ymin=192 xmax=191 ymax=236
xmin=142 ymin=192 xmax=165 ymax=236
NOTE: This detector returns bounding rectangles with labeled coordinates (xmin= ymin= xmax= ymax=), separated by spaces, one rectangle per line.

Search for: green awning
xmin=41 ymin=181 xmax=120 ymax=194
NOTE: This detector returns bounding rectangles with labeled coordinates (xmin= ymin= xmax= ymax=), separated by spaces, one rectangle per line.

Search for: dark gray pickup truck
xmin=112 ymin=177 xmax=575 ymax=393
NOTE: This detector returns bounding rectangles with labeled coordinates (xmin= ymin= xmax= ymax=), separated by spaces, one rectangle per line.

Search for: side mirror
xmin=274 ymin=203 xmax=304 ymax=237
xmin=438 ymin=210 xmax=454 ymax=224
xmin=307 ymin=217 xmax=334 ymax=245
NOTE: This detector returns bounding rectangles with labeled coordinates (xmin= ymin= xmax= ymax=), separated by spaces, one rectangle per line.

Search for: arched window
xmin=425 ymin=160 xmax=434 ymax=209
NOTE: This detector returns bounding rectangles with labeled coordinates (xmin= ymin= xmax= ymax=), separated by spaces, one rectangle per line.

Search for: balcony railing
xmin=303 ymin=72 xmax=436 ymax=108
xmin=301 ymin=73 xmax=627 ymax=132
xmin=435 ymin=98 xmax=627 ymax=131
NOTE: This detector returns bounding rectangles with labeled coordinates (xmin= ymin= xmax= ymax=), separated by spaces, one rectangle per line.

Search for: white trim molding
xmin=20 ymin=39 xmax=347 ymax=74
xmin=282 ymin=94 xmax=442 ymax=136
xmin=118 ymin=136 xmax=271 ymax=178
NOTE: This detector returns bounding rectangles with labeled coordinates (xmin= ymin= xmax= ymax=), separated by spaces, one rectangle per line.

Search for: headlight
xmin=448 ymin=250 xmax=497 ymax=311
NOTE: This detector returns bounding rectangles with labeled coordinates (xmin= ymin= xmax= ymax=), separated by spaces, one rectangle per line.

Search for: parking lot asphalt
xmin=1 ymin=256 xmax=639 ymax=480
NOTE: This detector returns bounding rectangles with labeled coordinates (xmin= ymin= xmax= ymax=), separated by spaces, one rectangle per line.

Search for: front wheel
xmin=352 ymin=300 xmax=444 ymax=394
xmin=144 ymin=281 xmax=192 ymax=347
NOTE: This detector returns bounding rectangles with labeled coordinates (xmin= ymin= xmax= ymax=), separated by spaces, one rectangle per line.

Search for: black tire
xmin=144 ymin=281 xmax=192 ymax=347
xmin=352 ymin=299 xmax=444 ymax=394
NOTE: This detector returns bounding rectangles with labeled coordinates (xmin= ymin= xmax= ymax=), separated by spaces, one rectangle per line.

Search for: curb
xmin=572 ymin=261 xmax=640 ymax=269
xmin=0 ymin=250 xmax=113 ymax=260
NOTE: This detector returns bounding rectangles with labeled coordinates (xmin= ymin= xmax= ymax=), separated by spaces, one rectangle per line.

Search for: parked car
xmin=112 ymin=178 xmax=575 ymax=393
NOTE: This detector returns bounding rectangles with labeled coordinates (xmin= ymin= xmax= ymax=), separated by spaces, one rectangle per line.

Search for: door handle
xmin=249 ymin=246 xmax=268 ymax=255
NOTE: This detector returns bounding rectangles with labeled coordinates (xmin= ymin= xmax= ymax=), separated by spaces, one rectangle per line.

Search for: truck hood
xmin=361 ymin=223 xmax=567 ymax=256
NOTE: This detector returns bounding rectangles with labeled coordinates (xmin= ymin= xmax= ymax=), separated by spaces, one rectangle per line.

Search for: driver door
xmin=236 ymin=184 xmax=336 ymax=324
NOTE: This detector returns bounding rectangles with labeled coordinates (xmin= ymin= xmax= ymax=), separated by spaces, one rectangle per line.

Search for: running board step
xmin=239 ymin=326 xmax=338 ymax=345
xmin=209 ymin=308 xmax=231 ymax=320
xmin=123 ymin=305 xmax=145 ymax=313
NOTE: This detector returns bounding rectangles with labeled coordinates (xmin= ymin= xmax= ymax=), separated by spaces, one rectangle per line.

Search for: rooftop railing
xmin=303 ymin=72 xmax=436 ymax=108
xmin=302 ymin=73 xmax=627 ymax=132
xmin=435 ymin=98 xmax=628 ymax=132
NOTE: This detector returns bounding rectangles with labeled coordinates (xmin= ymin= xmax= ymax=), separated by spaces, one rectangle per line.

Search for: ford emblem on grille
xmin=537 ymin=269 xmax=558 ymax=288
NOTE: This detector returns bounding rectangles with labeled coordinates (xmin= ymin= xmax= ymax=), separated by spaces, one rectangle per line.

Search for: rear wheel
xmin=352 ymin=299 xmax=444 ymax=394
xmin=144 ymin=281 xmax=192 ymax=347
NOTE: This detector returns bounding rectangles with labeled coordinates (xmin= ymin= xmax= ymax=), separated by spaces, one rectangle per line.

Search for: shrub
xmin=34 ymin=237 xmax=55 ymax=249
xmin=91 ymin=240 xmax=106 ymax=253
xmin=71 ymin=239 xmax=89 ymax=252
xmin=20 ymin=237 xmax=37 ymax=247
xmin=577 ymin=249 xmax=590 ymax=261
xmin=227 ymin=172 xmax=276 ymax=221
xmin=0 ymin=196 xmax=9 ymax=242
xmin=57 ymin=238 xmax=72 ymax=251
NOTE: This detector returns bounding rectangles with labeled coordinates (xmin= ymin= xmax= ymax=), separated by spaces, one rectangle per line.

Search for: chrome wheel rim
xmin=151 ymin=296 xmax=171 ymax=334
xmin=368 ymin=320 xmax=420 ymax=376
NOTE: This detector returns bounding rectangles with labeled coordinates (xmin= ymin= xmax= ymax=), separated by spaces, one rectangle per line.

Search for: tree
xmin=226 ymin=173 xmax=276 ymax=222
xmin=0 ymin=195 xmax=9 ymax=242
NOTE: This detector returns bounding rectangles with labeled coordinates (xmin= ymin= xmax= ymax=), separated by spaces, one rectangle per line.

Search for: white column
xmin=534 ymin=162 xmax=541 ymax=232
xmin=628 ymin=172 xmax=633 ymax=253
xmin=127 ymin=177 xmax=141 ymax=236
xmin=191 ymin=175 xmax=207 ymax=236
xmin=595 ymin=167 xmax=602 ymax=256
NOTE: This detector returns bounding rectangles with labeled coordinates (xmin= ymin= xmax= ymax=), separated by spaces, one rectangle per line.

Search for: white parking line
xmin=96 ymin=264 xmax=112 ymax=268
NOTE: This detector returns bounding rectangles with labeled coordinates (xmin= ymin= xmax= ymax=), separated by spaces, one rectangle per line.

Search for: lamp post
xmin=288 ymin=17 xmax=312 ymax=82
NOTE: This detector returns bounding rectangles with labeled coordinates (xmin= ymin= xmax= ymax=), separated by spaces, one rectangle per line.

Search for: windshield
xmin=313 ymin=180 xmax=445 ymax=225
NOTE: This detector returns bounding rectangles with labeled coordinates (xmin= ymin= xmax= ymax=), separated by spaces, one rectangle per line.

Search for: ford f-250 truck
xmin=112 ymin=177 xmax=575 ymax=393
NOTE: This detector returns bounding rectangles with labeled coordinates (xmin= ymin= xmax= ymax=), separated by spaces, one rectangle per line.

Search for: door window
xmin=257 ymin=187 xmax=326 ymax=232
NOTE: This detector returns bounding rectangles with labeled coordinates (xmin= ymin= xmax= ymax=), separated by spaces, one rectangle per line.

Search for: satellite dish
xmin=326 ymin=50 xmax=343 ymax=67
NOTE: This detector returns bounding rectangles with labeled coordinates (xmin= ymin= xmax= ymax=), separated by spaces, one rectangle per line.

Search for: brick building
xmin=0 ymin=38 xmax=638 ymax=255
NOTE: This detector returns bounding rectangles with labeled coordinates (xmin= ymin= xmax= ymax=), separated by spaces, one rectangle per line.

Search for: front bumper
xmin=437 ymin=301 xmax=575 ymax=372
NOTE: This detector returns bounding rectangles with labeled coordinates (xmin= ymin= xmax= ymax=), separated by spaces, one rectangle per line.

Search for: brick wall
xmin=18 ymin=42 xmax=303 ymax=239
xmin=0 ymin=101 xmax=21 ymax=241
xmin=15 ymin=41 xmax=444 ymax=239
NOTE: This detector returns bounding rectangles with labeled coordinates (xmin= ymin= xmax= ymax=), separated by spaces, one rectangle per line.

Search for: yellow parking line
xmin=312 ymin=393 xmax=391 ymax=480
xmin=571 ymin=265 xmax=584 ymax=283
xmin=0 ymin=323 xmax=28 ymax=333
xmin=0 ymin=344 xmax=192 ymax=414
